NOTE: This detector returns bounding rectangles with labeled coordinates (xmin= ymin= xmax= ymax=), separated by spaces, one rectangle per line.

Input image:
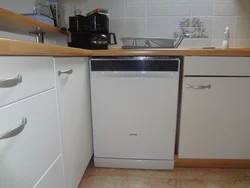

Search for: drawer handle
xmin=58 ymin=69 xmax=73 ymax=76
xmin=0 ymin=117 xmax=27 ymax=140
xmin=0 ymin=75 xmax=22 ymax=88
xmin=130 ymin=134 xmax=138 ymax=136
xmin=186 ymin=85 xmax=211 ymax=89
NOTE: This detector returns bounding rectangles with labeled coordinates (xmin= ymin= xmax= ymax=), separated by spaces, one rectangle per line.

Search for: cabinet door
xmin=0 ymin=90 xmax=62 ymax=188
xmin=0 ymin=162 xmax=3 ymax=188
xmin=55 ymin=58 xmax=93 ymax=188
xmin=179 ymin=77 xmax=250 ymax=159
xmin=34 ymin=155 xmax=65 ymax=188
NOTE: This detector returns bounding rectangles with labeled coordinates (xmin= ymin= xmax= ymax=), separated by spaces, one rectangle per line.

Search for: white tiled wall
xmin=1 ymin=0 xmax=250 ymax=48
xmin=80 ymin=0 xmax=250 ymax=47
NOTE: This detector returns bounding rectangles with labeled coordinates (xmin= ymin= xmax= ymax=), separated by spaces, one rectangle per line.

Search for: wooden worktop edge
xmin=1 ymin=38 xmax=250 ymax=57
xmin=0 ymin=38 xmax=91 ymax=56
xmin=92 ymin=48 xmax=250 ymax=57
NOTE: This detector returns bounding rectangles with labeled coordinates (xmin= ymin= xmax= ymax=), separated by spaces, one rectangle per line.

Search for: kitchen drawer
xmin=34 ymin=154 xmax=65 ymax=188
xmin=0 ymin=89 xmax=61 ymax=188
xmin=0 ymin=57 xmax=54 ymax=107
xmin=184 ymin=57 xmax=250 ymax=76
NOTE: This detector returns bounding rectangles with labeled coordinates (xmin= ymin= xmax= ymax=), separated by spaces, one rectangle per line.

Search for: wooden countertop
xmin=92 ymin=48 xmax=250 ymax=57
xmin=0 ymin=38 xmax=91 ymax=56
xmin=2 ymin=38 xmax=250 ymax=57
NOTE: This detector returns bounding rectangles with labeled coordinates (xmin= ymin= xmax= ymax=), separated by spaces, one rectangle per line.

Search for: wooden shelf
xmin=0 ymin=8 xmax=67 ymax=37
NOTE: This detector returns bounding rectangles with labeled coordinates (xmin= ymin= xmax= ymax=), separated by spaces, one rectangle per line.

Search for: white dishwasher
xmin=90 ymin=57 xmax=180 ymax=170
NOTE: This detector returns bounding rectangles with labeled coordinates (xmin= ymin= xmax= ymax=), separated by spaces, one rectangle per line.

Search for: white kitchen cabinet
xmin=179 ymin=77 xmax=250 ymax=159
xmin=34 ymin=155 xmax=65 ymax=188
xmin=55 ymin=57 xmax=93 ymax=188
xmin=0 ymin=90 xmax=62 ymax=188
xmin=0 ymin=163 xmax=3 ymax=188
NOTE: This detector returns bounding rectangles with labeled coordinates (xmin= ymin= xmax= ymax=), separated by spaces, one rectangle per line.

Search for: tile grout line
xmin=146 ymin=0 xmax=148 ymax=37
xmin=212 ymin=0 xmax=215 ymax=46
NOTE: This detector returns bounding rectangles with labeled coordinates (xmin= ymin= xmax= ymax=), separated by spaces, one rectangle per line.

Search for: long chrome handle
xmin=0 ymin=118 xmax=27 ymax=140
xmin=186 ymin=85 xmax=211 ymax=89
xmin=58 ymin=69 xmax=73 ymax=76
xmin=0 ymin=75 xmax=22 ymax=88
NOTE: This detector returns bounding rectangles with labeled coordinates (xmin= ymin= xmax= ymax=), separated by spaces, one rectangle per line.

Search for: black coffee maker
xmin=68 ymin=10 xmax=117 ymax=50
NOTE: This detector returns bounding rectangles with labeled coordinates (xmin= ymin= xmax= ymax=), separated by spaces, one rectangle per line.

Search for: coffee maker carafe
xmin=68 ymin=10 xmax=117 ymax=50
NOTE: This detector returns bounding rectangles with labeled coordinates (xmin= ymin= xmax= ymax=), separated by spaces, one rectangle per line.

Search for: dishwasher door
xmin=90 ymin=58 xmax=180 ymax=160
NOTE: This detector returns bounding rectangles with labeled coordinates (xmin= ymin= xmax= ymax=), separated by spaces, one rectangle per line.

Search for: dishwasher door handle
xmin=186 ymin=85 xmax=211 ymax=89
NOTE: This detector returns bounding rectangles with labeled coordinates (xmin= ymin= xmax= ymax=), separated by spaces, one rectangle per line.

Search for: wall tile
xmin=147 ymin=17 xmax=168 ymax=28
xmin=109 ymin=4 xmax=125 ymax=18
xmin=234 ymin=39 xmax=250 ymax=47
xmin=213 ymin=16 xmax=235 ymax=28
xmin=169 ymin=0 xmax=190 ymax=3
xmin=147 ymin=6 xmax=168 ymax=16
xmin=191 ymin=4 xmax=214 ymax=16
xmin=125 ymin=0 xmax=146 ymax=5
xmin=147 ymin=27 xmax=169 ymax=37
xmin=101 ymin=0 xmax=124 ymax=8
xmin=125 ymin=17 xmax=147 ymax=27
xmin=124 ymin=27 xmax=147 ymax=37
xmin=234 ymin=27 xmax=248 ymax=39
xmin=180 ymin=38 xmax=211 ymax=47
xmin=215 ymin=0 xmax=236 ymax=4
xmin=235 ymin=16 xmax=249 ymax=28
xmin=147 ymin=0 xmax=168 ymax=5
xmin=211 ymin=39 xmax=224 ymax=47
xmin=125 ymin=5 xmax=147 ymax=17
xmin=168 ymin=4 xmax=191 ymax=16
xmin=214 ymin=4 xmax=236 ymax=16
xmin=0 ymin=31 xmax=35 ymax=42
xmin=191 ymin=0 xmax=214 ymax=4
xmin=80 ymin=0 xmax=250 ymax=47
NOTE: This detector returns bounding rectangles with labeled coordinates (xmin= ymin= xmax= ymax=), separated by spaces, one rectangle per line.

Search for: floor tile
xmin=79 ymin=176 xmax=107 ymax=188
xmin=176 ymin=179 xmax=207 ymax=188
xmin=104 ymin=176 xmax=129 ymax=188
xmin=176 ymin=168 xmax=222 ymax=180
xmin=79 ymin=163 xmax=250 ymax=188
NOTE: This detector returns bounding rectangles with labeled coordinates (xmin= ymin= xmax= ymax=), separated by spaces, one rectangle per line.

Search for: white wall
xmin=1 ymin=0 xmax=35 ymax=14
xmin=81 ymin=0 xmax=250 ymax=48
xmin=1 ymin=0 xmax=250 ymax=48
xmin=59 ymin=0 xmax=84 ymax=27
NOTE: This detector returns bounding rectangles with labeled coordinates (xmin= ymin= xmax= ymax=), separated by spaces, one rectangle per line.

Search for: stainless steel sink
xmin=121 ymin=34 xmax=189 ymax=49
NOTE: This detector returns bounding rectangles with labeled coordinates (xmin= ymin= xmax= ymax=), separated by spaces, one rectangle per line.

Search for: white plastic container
xmin=222 ymin=26 xmax=230 ymax=50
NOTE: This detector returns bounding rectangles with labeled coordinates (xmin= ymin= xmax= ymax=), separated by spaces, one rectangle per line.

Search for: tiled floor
xmin=79 ymin=162 xmax=250 ymax=188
